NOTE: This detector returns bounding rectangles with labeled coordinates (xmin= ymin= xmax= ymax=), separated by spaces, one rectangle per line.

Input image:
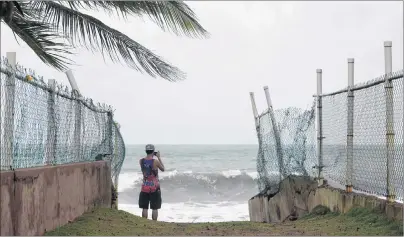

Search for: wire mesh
xmin=321 ymin=72 xmax=403 ymax=201
xmin=255 ymin=102 xmax=317 ymax=195
xmin=351 ymin=82 xmax=387 ymax=197
xmin=391 ymin=77 xmax=403 ymax=201
xmin=111 ymin=122 xmax=126 ymax=187
xmin=254 ymin=70 xmax=403 ymax=202
xmin=0 ymin=57 xmax=125 ymax=188
xmin=256 ymin=111 xmax=280 ymax=194
xmin=321 ymin=92 xmax=348 ymax=187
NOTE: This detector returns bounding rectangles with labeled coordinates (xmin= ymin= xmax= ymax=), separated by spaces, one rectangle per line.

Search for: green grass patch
xmin=45 ymin=206 xmax=403 ymax=236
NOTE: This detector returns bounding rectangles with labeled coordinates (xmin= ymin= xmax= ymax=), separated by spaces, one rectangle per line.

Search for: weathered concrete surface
xmin=0 ymin=161 xmax=111 ymax=236
xmin=248 ymin=176 xmax=403 ymax=223
xmin=0 ymin=171 xmax=14 ymax=236
xmin=248 ymin=176 xmax=318 ymax=223
xmin=248 ymin=193 xmax=266 ymax=223
xmin=307 ymin=185 xmax=403 ymax=221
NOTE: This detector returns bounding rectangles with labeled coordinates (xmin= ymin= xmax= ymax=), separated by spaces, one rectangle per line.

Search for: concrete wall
xmin=0 ymin=161 xmax=112 ymax=236
xmin=307 ymin=185 xmax=403 ymax=221
xmin=248 ymin=176 xmax=318 ymax=223
xmin=248 ymin=176 xmax=403 ymax=223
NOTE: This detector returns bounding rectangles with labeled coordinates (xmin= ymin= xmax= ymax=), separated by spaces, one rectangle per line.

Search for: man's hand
xmin=155 ymin=151 xmax=164 ymax=172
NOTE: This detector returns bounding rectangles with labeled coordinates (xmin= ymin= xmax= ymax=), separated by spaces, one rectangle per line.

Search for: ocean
xmin=117 ymin=144 xmax=258 ymax=223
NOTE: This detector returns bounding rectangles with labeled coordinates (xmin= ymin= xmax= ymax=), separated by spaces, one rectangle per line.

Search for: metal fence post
xmin=113 ymin=122 xmax=121 ymax=209
xmin=65 ymin=70 xmax=82 ymax=162
xmin=249 ymin=92 xmax=259 ymax=127
xmin=316 ymin=69 xmax=324 ymax=185
xmin=384 ymin=41 xmax=395 ymax=202
xmin=65 ymin=69 xmax=81 ymax=95
xmin=263 ymin=86 xmax=285 ymax=178
xmin=263 ymin=86 xmax=273 ymax=109
xmin=45 ymin=79 xmax=57 ymax=165
xmin=2 ymin=52 xmax=17 ymax=170
xmin=107 ymin=112 xmax=114 ymax=157
xmin=346 ymin=59 xmax=355 ymax=193
xmin=74 ymin=100 xmax=82 ymax=162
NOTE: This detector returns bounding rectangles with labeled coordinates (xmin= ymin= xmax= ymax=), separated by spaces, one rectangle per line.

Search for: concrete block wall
xmin=248 ymin=176 xmax=403 ymax=223
xmin=248 ymin=176 xmax=318 ymax=223
xmin=0 ymin=161 xmax=112 ymax=236
xmin=307 ymin=186 xmax=403 ymax=221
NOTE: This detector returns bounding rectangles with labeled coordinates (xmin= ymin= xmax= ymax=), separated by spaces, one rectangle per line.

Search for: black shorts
xmin=138 ymin=189 xmax=162 ymax=210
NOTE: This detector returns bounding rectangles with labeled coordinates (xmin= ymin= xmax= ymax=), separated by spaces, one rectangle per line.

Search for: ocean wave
xmin=164 ymin=169 xmax=262 ymax=181
xmin=118 ymin=169 xmax=268 ymax=203
xmin=159 ymin=170 xmax=257 ymax=185
xmin=119 ymin=169 xmax=261 ymax=187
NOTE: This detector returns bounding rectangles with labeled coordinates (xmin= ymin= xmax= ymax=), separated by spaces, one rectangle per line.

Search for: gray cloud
xmin=1 ymin=1 xmax=402 ymax=144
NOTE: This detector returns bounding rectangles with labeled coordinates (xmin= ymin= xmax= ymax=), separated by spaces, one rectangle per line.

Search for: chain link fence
xmin=255 ymin=102 xmax=317 ymax=195
xmin=321 ymin=71 xmax=403 ymax=201
xmin=321 ymin=92 xmax=347 ymax=187
xmin=253 ymin=71 xmax=403 ymax=202
xmin=0 ymin=57 xmax=125 ymax=188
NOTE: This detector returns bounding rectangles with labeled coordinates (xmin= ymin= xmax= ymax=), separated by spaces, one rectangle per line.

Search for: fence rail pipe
xmin=346 ymin=58 xmax=355 ymax=192
xmin=45 ymin=79 xmax=57 ymax=165
xmin=2 ymin=52 xmax=17 ymax=170
xmin=384 ymin=41 xmax=395 ymax=202
xmin=316 ymin=69 xmax=324 ymax=185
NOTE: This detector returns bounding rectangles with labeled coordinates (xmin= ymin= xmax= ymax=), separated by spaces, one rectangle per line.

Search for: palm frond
xmin=59 ymin=1 xmax=209 ymax=38
xmin=6 ymin=13 xmax=73 ymax=71
xmin=13 ymin=1 xmax=23 ymax=16
xmin=26 ymin=1 xmax=185 ymax=81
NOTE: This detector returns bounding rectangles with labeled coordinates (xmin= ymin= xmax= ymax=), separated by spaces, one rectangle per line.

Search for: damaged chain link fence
xmin=254 ymin=71 xmax=403 ymax=202
xmin=255 ymin=102 xmax=317 ymax=196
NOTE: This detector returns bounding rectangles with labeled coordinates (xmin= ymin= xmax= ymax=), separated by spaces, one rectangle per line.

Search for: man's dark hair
xmin=145 ymin=150 xmax=154 ymax=155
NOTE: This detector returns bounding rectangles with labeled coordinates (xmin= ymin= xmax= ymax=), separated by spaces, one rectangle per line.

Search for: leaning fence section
xmin=0 ymin=56 xmax=125 ymax=188
xmin=250 ymin=41 xmax=403 ymax=202
xmin=251 ymin=90 xmax=317 ymax=196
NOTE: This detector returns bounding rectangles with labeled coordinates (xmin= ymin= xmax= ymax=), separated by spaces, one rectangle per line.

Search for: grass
xmin=45 ymin=206 xmax=403 ymax=236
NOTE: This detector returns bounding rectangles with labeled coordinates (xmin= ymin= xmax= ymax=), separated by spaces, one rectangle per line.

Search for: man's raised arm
xmin=155 ymin=152 xmax=165 ymax=172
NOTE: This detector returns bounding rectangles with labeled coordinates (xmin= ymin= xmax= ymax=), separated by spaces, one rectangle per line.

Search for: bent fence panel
xmin=254 ymin=71 xmax=403 ymax=202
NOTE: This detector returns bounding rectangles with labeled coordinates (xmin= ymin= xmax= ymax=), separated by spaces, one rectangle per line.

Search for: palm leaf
xmin=26 ymin=1 xmax=185 ymax=81
xmin=59 ymin=1 xmax=209 ymax=38
xmin=6 ymin=13 xmax=73 ymax=71
xmin=13 ymin=1 xmax=24 ymax=16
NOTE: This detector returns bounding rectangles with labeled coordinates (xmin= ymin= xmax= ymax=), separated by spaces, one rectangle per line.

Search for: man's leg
xmin=142 ymin=209 xmax=148 ymax=219
xmin=151 ymin=209 xmax=158 ymax=221
xmin=138 ymin=192 xmax=150 ymax=219
xmin=150 ymin=189 xmax=162 ymax=221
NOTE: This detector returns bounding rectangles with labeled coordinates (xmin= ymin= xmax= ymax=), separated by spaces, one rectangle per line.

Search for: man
xmin=138 ymin=144 xmax=165 ymax=221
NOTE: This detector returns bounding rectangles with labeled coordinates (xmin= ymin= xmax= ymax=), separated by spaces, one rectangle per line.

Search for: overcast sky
xmin=1 ymin=1 xmax=403 ymax=145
